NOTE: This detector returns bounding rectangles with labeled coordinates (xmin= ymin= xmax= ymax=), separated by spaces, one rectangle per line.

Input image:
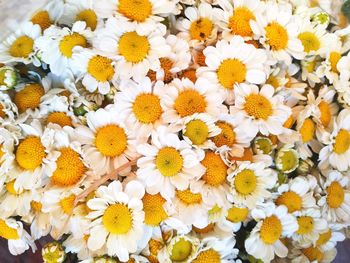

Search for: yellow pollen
xmin=298 ymin=32 xmax=320 ymax=53
xmin=260 ymin=215 xmax=282 ymax=244
xmin=0 ymin=219 xmax=19 ymax=240
xmin=59 ymin=33 xmax=87 ymax=58
xmin=170 ymin=238 xmax=193 ymax=262
xmin=217 ymin=59 xmax=247 ymax=89
xmin=51 ymin=147 xmax=86 ymax=187
xmin=212 ymin=121 xmax=236 ymax=148
xmin=118 ymin=31 xmax=150 ymax=63
xmin=9 ymin=35 xmax=34 ymax=58
xmin=276 ymin=191 xmax=302 ymax=213
xmin=228 ymin=7 xmax=255 ymax=37
xmin=118 ymin=0 xmax=152 ymax=22
xmin=326 ymin=181 xmax=344 ymax=208
xmin=302 ymin=246 xmax=324 ymax=262
xmin=265 ymin=22 xmax=289 ymax=50
xmin=333 ymin=129 xmax=350 ymax=154
xmin=60 ymin=194 xmax=76 ymax=215
xmin=76 ymin=9 xmax=98 ymax=31
xmin=192 ymin=249 xmax=220 ymax=263
xmin=47 ymin=112 xmax=73 ymax=127
xmin=300 ymin=118 xmax=315 ymax=143
xmin=156 ymin=147 xmax=183 ymax=177
xmin=14 ymin=83 xmax=45 ymax=113
xmin=176 ymin=189 xmax=202 ymax=205
xmin=317 ymin=229 xmax=332 ymax=246
xmin=149 ymin=239 xmax=164 ymax=256
xmin=16 ymin=136 xmax=46 ymax=170
xmin=142 ymin=193 xmax=168 ymax=226
xmin=226 ymin=206 xmax=249 ymax=223
xmin=201 ymin=151 xmax=227 ymax=186
xmin=132 ymin=93 xmax=162 ymax=123
xmin=6 ymin=180 xmax=23 ymax=195
xmin=102 ymin=203 xmax=133 ymax=234
xmin=234 ymin=169 xmax=257 ymax=195
xmin=95 ymin=124 xmax=127 ymax=157
xmin=174 ymin=89 xmax=207 ymax=117
xmin=31 ymin=201 xmax=42 ymax=212
xmin=31 ymin=10 xmax=52 ymax=31
xmin=87 ymin=55 xmax=114 ymax=82
xmin=297 ymin=216 xmax=314 ymax=235
xmin=189 ymin=18 xmax=213 ymax=41
xmin=329 ymin=52 xmax=341 ymax=73
xmin=192 ymin=223 xmax=215 ymax=234
xmin=244 ymin=94 xmax=273 ymax=120
xmin=184 ymin=119 xmax=209 ymax=145
xmin=318 ymin=101 xmax=331 ymax=127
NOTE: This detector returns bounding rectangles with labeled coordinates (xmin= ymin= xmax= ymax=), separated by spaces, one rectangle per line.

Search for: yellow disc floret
xmin=226 ymin=206 xmax=249 ymax=223
xmin=0 ymin=219 xmax=19 ymax=240
xmin=184 ymin=119 xmax=209 ymax=145
xmin=265 ymin=22 xmax=289 ymax=50
xmin=189 ymin=18 xmax=213 ymax=41
xmin=142 ymin=193 xmax=168 ymax=226
xmin=234 ymin=169 xmax=257 ymax=195
xmin=298 ymin=32 xmax=320 ymax=53
xmin=59 ymin=33 xmax=87 ymax=58
xmin=47 ymin=112 xmax=73 ymax=127
xmin=95 ymin=124 xmax=127 ymax=157
xmin=60 ymin=195 xmax=76 ymax=215
xmin=297 ymin=216 xmax=314 ymax=235
xmin=14 ymin=83 xmax=45 ymax=113
xmin=102 ymin=203 xmax=132 ymax=234
xmin=244 ymin=94 xmax=273 ymax=120
xmin=31 ymin=11 xmax=52 ymax=31
xmin=212 ymin=121 xmax=236 ymax=147
xmin=118 ymin=0 xmax=152 ymax=22
xmin=217 ymin=59 xmax=247 ymax=89
xmin=192 ymin=249 xmax=220 ymax=263
xmin=9 ymin=36 xmax=34 ymax=58
xmin=318 ymin=101 xmax=331 ymax=127
xmin=302 ymin=246 xmax=324 ymax=262
xmin=118 ymin=32 xmax=150 ymax=63
xmin=316 ymin=229 xmax=332 ymax=246
xmin=16 ymin=136 xmax=46 ymax=170
xmin=156 ymin=147 xmax=183 ymax=177
xmin=170 ymin=238 xmax=193 ymax=262
xmin=326 ymin=181 xmax=344 ymax=208
xmin=6 ymin=180 xmax=23 ymax=195
xmin=299 ymin=118 xmax=315 ymax=143
xmin=260 ymin=215 xmax=282 ymax=244
xmin=87 ymin=55 xmax=114 ymax=82
xmin=333 ymin=129 xmax=350 ymax=154
xmin=176 ymin=189 xmax=202 ymax=205
xmin=174 ymin=89 xmax=207 ymax=117
xmin=201 ymin=151 xmax=227 ymax=186
xmin=276 ymin=191 xmax=302 ymax=213
xmin=228 ymin=7 xmax=255 ymax=37
xmin=132 ymin=93 xmax=162 ymax=123
xmin=76 ymin=9 xmax=98 ymax=31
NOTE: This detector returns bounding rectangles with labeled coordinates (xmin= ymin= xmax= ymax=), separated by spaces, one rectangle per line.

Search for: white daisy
xmin=29 ymin=1 xmax=63 ymax=32
xmin=316 ymin=227 xmax=345 ymax=251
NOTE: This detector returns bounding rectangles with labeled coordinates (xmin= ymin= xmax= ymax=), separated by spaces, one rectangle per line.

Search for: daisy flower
xmin=316 ymin=227 xmax=345 ymax=251
xmin=86 ymin=180 xmax=146 ymax=262
xmin=75 ymin=107 xmax=140 ymax=176
xmin=250 ymin=1 xmax=305 ymax=65
xmin=161 ymin=77 xmax=224 ymax=124
xmin=136 ymin=126 xmax=205 ymax=200
xmin=318 ymin=109 xmax=350 ymax=171
xmin=0 ymin=22 xmax=41 ymax=65
xmin=230 ymin=83 xmax=292 ymax=137
xmin=94 ymin=18 xmax=170 ymax=81
xmin=227 ymin=161 xmax=277 ymax=209
xmin=29 ymin=1 xmax=63 ymax=32
xmin=198 ymin=36 xmax=268 ymax=102
xmin=245 ymin=204 xmax=298 ymax=262
xmin=29 ymin=194 xmax=52 ymax=240
xmin=289 ymin=244 xmax=337 ymax=263
xmin=219 ymin=204 xmax=250 ymax=233
xmin=36 ymin=21 xmax=93 ymax=76
xmin=317 ymin=170 xmax=350 ymax=224
xmin=176 ymin=3 xmax=223 ymax=47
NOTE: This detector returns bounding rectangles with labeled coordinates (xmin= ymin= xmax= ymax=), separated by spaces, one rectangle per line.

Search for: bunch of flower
xmin=0 ymin=0 xmax=350 ymax=262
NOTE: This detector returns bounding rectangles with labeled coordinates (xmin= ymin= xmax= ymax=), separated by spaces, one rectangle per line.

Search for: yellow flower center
xmin=181 ymin=69 xmax=197 ymax=83
xmin=174 ymin=89 xmax=207 ymax=117
xmin=9 ymin=36 xmax=34 ymax=58
xmin=148 ymin=57 xmax=174 ymax=83
xmin=276 ymin=191 xmax=302 ymax=213
xmin=132 ymin=93 xmax=162 ymax=123
xmin=318 ymin=101 xmax=331 ymax=127
xmin=14 ymin=83 xmax=45 ymax=113
xmin=184 ymin=119 xmax=209 ymax=145
xmin=31 ymin=201 xmax=42 ymax=212
xmin=47 ymin=112 xmax=73 ymax=127
xmin=260 ymin=215 xmax=282 ymax=244
xmin=333 ymin=129 xmax=350 ymax=154
xmin=326 ymin=181 xmax=344 ymax=208
xmin=316 ymin=229 xmax=332 ymax=246
xmin=299 ymin=118 xmax=315 ymax=143
xmin=170 ymin=238 xmax=193 ymax=262
xmin=212 ymin=121 xmax=236 ymax=147
xmin=156 ymin=147 xmax=183 ymax=177
xmin=59 ymin=194 xmax=76 ymax=215
xmin=76 ymin=9 xmax=98 ymax=31
xmin=31 ymin=10 xmax=52 ymax=31
xmin=102 ymin=203 xmax=133 ymax=234
xmin=51 ymin=147 xmax=86 ymax=186
xmin=192 ymin=249 xmax=220 ymax=263
xmin=6 ymin=180 xmax=23 ymax=195
xmin=118 ymin=31 xmax=150 ymax=63
xmin=234 ymin=169 xmax=257 ymax=195
xmin=279 ymin=150 xmax=299 ymax=172
xmin=244 ymin=94 xmax=273 ymax=120
xmin=329 ymin=51 xmax=341 ymax=73
xmin=298 ymin=32 xmax=320 ymax=53
xmin=265 ymin=22 xmax=289 ymax=50
xmin=0 ymin=219 xmax=19 ymax=240
xmin=87 ymin=55 xmax=114 ymax=82
xmin=16 ymin=136 xmax=46 ymax=170
xmin=283 ymin=115 xmax=294 ymax=128
xmin=0 ymin=104 xmax=5 ymax=119
xmin=266 ymin=75 xmax=280 ymax=89
xmin=0 ymin=144 xmax=4 ymax=162
xmin=118 ymin=0 xmax=152 ymax=22
xmin=297 ymin=216 xmax=314 ymax=235
xmin=228 ymin=7 xmax=255 ymax=37
xmin=226 ymin=206 xmax=249 ymax=223
xmin=189 ymin=18 xmax=213 ymax=41
xmin=142 ymin=193 xmax=168 ymax=226
xmin=305 ymin=60 xmax=317 ymax=73
xmin=59 ymin=33 xmax=87 ymax=58
xmin=95 ymin=124 xmax=127 ymax=157
xmin=192 ymin=223 xmax=214 ymax=234
xmin=176 ymin=189 xmax=202 ymax=205
xmin=201 ymin=151 xmax=227 ymax=186
xmin=217 ymin=59 xmax=247 ymax=89
xmin=302 ymin=246 xmax=324 ymax=262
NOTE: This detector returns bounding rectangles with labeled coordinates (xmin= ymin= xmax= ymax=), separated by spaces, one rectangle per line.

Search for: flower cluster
xmin=0 ymin=0 xmax=350 ymax=262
